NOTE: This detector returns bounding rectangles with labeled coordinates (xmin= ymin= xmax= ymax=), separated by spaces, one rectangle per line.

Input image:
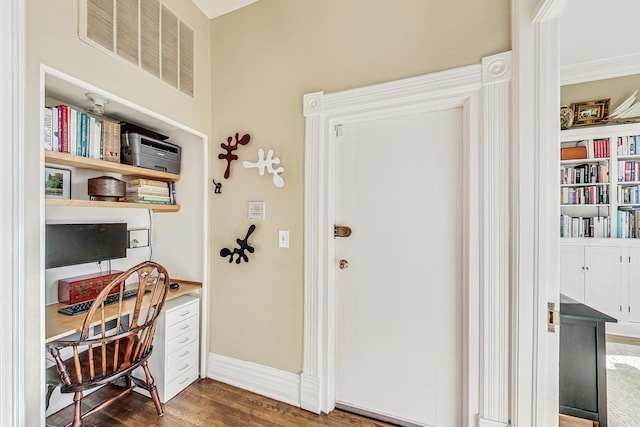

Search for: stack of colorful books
xmin=125 ymin=178 xmax=174 ymax=204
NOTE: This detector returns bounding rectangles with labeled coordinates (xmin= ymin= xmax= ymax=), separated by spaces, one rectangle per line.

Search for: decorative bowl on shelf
xmin=88 ymin=176 xmax=125 ymax=201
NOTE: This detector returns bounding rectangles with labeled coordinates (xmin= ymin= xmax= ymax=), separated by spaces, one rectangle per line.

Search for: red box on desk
xmin=58 ymin=271 xmax=123 ymax=304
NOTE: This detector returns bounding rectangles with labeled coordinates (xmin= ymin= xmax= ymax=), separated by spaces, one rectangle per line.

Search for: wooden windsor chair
xmin=46 ymin=261 xmax=171 ymax=427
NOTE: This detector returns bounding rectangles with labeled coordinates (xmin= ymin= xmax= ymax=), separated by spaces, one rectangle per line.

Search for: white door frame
xmin=0 ymin=0 xmax=25 ymax=426
xmin=511 ymin=0 xmax=565 ymax=426
xmin=302 ymin=51 xmax=512 ymax=426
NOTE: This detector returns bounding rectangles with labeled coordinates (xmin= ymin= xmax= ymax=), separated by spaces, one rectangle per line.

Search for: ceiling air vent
xmin=79 ymin=0 xmax=194 ymax=97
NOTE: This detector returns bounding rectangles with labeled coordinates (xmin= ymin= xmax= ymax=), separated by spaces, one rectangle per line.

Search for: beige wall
xmin=210 ymin=0 xmax=510 ymax=373
xmin=24 ymin=1 xmax=210 ymax=424
xmin=561 ymin=74 xmax=640 ymax=114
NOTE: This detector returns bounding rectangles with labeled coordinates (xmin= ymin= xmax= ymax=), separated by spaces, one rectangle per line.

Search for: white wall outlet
xmin=279 ymin=229 xmax=289 ymax=248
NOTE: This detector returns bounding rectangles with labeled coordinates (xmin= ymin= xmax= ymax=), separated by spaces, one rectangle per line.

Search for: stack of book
xmin=125 ymin=179 xmax=175 ymax=204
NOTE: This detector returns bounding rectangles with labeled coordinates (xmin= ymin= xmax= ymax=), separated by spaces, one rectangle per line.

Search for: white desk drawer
xmin=167 ymin=315 xmax=198 ymax=340
xmin=166 ymin=327 xmax=198 ymax=355
xmin=167 ymin=343 xmax=199 ymax=382
xmin=166 ymin=300 xmax=199 ymax=325
xmin=168 ymin=339 xmax=198 ymax=368
xmin=165 ymin=366 xmax=198 ymax=402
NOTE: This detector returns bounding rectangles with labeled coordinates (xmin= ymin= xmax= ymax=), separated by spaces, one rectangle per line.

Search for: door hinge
xmin=548 ymin=302 xmax=560 ymax=332
xmin=335 ymin=124 xmax=344 ymax=137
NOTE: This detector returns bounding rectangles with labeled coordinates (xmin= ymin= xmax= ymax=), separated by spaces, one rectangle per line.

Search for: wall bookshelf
xmin=560 ymin=122 xmax=640 ymax=239
xmin=45 ymin=151 xmax=181 ymax=212
xmin=45 ymin=151 xmax=180 ymax=181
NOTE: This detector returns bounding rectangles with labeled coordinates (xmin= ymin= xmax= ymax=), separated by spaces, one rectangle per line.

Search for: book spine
xmin=68 ymin=107 xmax=77 ymax=156
xmin=51 ymin=107 xmax=59 ymax=152
xmin=168 ymin=181 xmax=176 ymax=204
xmin=136 ymin=195 xmax=171 ymax=202
xmin=93 ymin=120 xmax=102 ymax=159
xmin=75 ymin=110 xmax=82 ymax=156
xmin=59 ymin=105 xmax=69 ymax=153
xmin=128 ymin=178 xmax=169 ymax=187
xmin=43 ymin=107 xmax=53 ymax=151
xmin=124 ymin=198 xmax=171 ymax=204
xmin=126 ymin=188 xmax=170 ymax=196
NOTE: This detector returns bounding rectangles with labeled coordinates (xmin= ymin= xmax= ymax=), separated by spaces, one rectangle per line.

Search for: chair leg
xmin=45 ymin=384 xmax=56 ymax=409
xmin=142 ymin=362 xmax=163 ymax=416
xmin=72 ymin=391 xmax=83 ymax=427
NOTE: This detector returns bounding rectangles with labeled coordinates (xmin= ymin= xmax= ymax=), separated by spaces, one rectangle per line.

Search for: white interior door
xmin=334 ymin=107 xmax=463 ymax=427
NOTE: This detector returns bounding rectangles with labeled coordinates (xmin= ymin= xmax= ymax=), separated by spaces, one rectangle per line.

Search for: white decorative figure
xmin=243 ymin=148 xmax=285 ymax=188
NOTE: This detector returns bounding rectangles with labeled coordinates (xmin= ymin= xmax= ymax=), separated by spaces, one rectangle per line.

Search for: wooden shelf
xmin=45 ymin=151 xmax=181 ymax=182
xmin=46 ymin=198 xmax=180 ymax=212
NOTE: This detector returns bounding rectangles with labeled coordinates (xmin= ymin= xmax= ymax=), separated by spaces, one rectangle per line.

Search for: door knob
xmin=338 ymin=259 xmax=350 ymax=269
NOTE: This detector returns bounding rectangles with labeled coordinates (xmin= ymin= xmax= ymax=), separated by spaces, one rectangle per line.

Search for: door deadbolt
xmin=334 ymin=225 xmax=352 ymax=238
xmin=338 ymin=259 xmax=350 ymax=270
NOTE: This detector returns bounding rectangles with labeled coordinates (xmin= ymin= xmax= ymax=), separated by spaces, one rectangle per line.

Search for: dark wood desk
xmin=45 ymin=279 xmax=202 ymax=343
xmin=559 ymin=294 xmax=617 ymax=427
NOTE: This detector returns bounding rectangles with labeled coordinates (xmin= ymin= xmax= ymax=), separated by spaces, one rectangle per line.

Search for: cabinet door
xmin=560 ymin=245 xmax=586 ymax=302
xmin=628 ymin=247 xmax=640 ymax=323
xmin=584 ymin=246 xmax=623 ymax=320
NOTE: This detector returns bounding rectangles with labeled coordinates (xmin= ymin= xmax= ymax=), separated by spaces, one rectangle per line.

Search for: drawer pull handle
xmin=179 ymin=351 xmax=190 ymax=358
xmin=179 ymin=311 xmax=190 ymax=317
xmin=180 ymin=364 xmax=190 ymax=371
xmin=179 ymin=337 xmax=189 ymax=344
xmin=179 ymin=377 xmax=190 ymax=385
xmin=179 ymin=324 xmax=190 ymax=331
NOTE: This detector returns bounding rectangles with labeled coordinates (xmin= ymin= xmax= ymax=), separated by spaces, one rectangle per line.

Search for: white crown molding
xmin=192 ymin=0 xmax=259 ymax=19
xmin=561 ymin=52 xmax=640 ymax=85
xmin=207 ymin=353 xmax=301 ymax=407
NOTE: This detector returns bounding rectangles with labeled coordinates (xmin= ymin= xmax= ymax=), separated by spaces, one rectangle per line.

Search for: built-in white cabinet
xmin=138 ymin=294 xmax=200 ymax=403
xmin=628 ymin=247 xmax=640 ymax=323
xmin=561 ymin=241 xmax=640 ymax=327
xmin=560 ymin=244 xmax=623 ymax=320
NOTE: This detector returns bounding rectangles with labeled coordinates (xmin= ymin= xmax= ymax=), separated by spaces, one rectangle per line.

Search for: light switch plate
xmin=279 ymin=230 xmax=289 ymax=248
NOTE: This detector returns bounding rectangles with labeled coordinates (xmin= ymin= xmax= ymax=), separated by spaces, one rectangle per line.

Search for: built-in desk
xmin=45 ymin=279 xmax=202 ymax=342
xmin=559 ymin=294 xmax=617 ymax=427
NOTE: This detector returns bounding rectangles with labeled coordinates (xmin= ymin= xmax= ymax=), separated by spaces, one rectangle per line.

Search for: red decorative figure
xmin=218 ymin=133 xmax=251 ymax=179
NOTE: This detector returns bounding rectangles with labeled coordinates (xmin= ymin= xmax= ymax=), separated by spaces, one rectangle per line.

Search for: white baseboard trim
xmin=300 ymin=373 xmax=321 ymax=414
xmin=207 ymin=353 xmax=301 ymax=407
xmin=478 ymin=417 xmax=509 ymax=427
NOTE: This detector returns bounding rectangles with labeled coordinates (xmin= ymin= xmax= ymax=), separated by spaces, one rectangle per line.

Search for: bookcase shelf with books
xmin=560 ymin=122 xmax=640 ymax=239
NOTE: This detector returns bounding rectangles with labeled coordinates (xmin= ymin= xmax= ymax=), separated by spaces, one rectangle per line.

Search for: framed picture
xmin=128 ymin=228 xmax=150 ymax=248
xmin=571 ymin=99 xmax=610 ymax=127
xmin=44 ymin=167 xmax=71 ymax=199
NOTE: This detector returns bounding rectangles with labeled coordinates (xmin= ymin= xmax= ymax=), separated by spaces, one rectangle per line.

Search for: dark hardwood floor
xmin=47 ymin=378 xmax=396 ymax=426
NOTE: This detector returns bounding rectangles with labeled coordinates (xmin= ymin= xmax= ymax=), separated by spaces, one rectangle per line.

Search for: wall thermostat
xmin=248 ymin=201 xmax=265 ymax=221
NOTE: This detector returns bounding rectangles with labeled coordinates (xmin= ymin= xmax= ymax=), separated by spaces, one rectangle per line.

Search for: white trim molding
xmin=303 ymin=51 xmax=512 ymax=425
xmin=479 ymin=52 xmax=512 ymax=427
xmin=207 ymin=353 xmax=301 ymax=407
xmin=561 ymin=52 xmax=640 ymax=86
xmin=511 ymin=0 xmax=564 ymax=426
xmin=0 ymin=0 xmax=25 ymax=425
